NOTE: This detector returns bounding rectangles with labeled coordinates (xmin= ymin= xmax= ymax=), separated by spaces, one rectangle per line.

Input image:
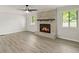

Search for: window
xmin=31 ymin=16 xmax=37 ymax=25
xmin=63 ymin=10 xmax=78 ymax=28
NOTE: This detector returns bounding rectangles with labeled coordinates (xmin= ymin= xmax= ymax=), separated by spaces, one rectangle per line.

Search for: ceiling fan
xmin=20 ymin=5 xmax=37 ymax=13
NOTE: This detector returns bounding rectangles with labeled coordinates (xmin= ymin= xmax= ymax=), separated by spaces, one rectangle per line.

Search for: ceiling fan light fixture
xmin=26 ymin=10 xmax=29 ymax=13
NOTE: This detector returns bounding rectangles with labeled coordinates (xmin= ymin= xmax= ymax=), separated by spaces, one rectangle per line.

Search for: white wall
xmin=26 ymin=12 xmax=37 ymax=32
xmin=57 ymin=6 xmax=79 ymax=42
xmin=0 ymin=7 xmax=26 ymax=35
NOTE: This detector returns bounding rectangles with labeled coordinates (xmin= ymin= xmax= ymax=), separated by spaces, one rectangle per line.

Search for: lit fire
xmin=42 ymin=27 xmax=49 ymax=32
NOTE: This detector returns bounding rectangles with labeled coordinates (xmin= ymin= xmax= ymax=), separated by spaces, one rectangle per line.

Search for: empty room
xmin=0 ymin=5 xmax=79 ymax=53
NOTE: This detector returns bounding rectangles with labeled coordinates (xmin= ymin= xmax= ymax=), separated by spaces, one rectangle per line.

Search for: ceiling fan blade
xmin=19 ymin=9 xmax=27 ymax=11
xmin=28 ymin=9 xmax=37 ymax=11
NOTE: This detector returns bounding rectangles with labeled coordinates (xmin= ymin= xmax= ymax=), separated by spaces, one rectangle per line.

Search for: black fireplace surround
xmin=40 ymin=24 xmax=51 ymax=33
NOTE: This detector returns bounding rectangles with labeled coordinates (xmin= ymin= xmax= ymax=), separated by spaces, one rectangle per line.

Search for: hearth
xmin=40 ymin=24 xmax=51 ymax=33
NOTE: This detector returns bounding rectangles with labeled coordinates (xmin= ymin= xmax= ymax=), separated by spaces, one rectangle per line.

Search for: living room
xmin=0 ymin=5 xmax=78 ymax=53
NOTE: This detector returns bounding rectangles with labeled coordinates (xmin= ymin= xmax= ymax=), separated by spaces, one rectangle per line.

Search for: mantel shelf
xmin=37 ymin=19 xmax=55 ymax=21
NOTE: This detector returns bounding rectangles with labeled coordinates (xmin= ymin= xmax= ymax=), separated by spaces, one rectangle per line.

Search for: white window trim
xmin=62 ymin=10 xmax=78 ymax=28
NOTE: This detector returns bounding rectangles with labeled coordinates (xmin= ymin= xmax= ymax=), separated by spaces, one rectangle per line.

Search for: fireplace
xmin=40 ymin=24 xmax=51 ymax=33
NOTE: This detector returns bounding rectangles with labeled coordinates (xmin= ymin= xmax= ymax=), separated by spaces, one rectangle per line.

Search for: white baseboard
xmin=58 ymin=35 xmax=79 ymax=43
xmin=0 ymin=29 xmax=24 ymax=35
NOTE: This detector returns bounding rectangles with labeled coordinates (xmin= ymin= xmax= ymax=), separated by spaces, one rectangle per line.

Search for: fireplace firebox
xmin=40 ymin=24 xmax=51 ymax=33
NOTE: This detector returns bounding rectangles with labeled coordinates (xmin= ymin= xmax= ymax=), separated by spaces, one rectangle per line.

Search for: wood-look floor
xmin=0 ymin=31 xmax=79 ymax=53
